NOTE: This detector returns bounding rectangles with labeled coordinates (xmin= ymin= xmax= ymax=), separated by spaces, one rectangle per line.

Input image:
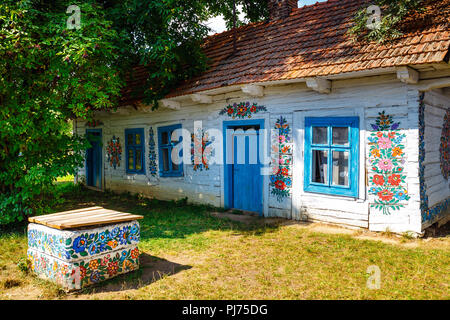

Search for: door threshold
xmin=228 ymin=209 xmax=261 ymax=217
xmin=85 ymin=186 xmax=103 ymax=192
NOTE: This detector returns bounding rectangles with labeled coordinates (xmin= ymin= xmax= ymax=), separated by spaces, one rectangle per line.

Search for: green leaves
xmin=348 ymin=0 xmax=424 ymax=43
xmin=0 ymin=0 xmax=122 ymax=224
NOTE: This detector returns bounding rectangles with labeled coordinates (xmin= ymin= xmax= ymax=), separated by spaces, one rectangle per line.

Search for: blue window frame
xmin=158 ymin=124 xmax=183 ymax=177
xmin=125 ymin=128 xmax=145 ymax=174
xmin=304 ymin=117 xmax=359 ymax=197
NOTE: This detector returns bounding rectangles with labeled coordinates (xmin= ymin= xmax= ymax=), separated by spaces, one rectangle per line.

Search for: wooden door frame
xmin=223 ymin=119 xmax=265 ymax=215
xmin=85 ymin=128 xmax=103 ymax=190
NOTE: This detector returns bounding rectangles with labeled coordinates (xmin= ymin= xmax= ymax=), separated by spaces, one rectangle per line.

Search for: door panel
xmin=231 ymin=126 xmax=262 ymax=213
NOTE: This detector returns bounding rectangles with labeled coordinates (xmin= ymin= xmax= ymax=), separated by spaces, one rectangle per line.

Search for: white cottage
xmin=74 ymin=0 xmax=450 ymax=235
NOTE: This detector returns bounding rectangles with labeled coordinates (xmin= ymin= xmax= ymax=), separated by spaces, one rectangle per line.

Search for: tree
xmin=0 ymin=0 xmax=269 ymax=224
xmin=0 ymin=0 xmax=124 ymax=223
xmin=349 ymin=0 xmax=424 ymax=42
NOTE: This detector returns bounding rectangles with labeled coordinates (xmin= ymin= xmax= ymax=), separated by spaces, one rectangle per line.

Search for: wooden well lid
xmin=28 ymin=206 xmax=144 ymax=230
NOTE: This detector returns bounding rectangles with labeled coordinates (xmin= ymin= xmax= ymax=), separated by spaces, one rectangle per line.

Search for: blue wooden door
xmin=86 ymin=130 xmax=102 ymax=189
xmin=231 ymin=126 xmax=262 ymax=214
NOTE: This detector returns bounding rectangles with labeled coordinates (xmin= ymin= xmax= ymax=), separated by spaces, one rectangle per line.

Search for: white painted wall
xmin=75 ymin=74 xmax=428 ymax=233
xmin=422 ymin=89 xmax=450 ymax=227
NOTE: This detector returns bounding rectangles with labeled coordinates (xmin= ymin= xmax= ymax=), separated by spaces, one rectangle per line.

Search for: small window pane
xmin=332 ymin=127 xmax=349 ymax=145
xmin=332 ymin=151 xmax=349 ymax=186
xmin=127 ymin=134 xmax=133 ymax=145
xmin=128 ymin=149 xmax=134 ymax=170
xmin=312 ymin=150 xmax=328 ymax=184
xmin=162 ymin=132 xmax=169 ymax=145
xmin=313 ymin=127 xmax=328 ymax=145
xmin=135 ymin=149 xmax=142 ymax=171
xmin=135 ymin=134 xmax=141 ymax=145
xmin=162 ymin=148 xmax=169 ymax=171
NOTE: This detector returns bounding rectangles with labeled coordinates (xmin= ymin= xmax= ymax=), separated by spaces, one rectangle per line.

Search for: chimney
xmin=268 ymin=0 xmax=298 ymax=20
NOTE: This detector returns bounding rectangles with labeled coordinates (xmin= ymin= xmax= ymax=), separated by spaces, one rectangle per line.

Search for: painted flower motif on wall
xmin=369 ymin=111 xmax=409 ymax=215
xmin=439 ymin=109 xmax=450 ymax=180
xmin=106 ymin=136 xmax=122 ymax=169
xmin=219 ymin=102 xmax=267 ymax=119
xmin=270 ymin=116 xmax=292 ymax=202
xmin=190 ymin=129 xmax=215 ymax=171
xmin=148 ymin=127 xmax=157 ymax=176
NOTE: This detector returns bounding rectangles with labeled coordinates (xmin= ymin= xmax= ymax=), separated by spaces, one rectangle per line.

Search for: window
xmin=304 ymin=117 xmax=359 ymax=197
xmin=158 ymin=124 xmax=183 ymax=177
xmin=125 ymin=128 xmax=145 ymax=174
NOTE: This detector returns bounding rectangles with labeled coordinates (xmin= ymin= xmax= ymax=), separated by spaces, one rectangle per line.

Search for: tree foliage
xmin=0 ymin=0 xmax=269 ymax=224
xmin=349 ymin=0 xmax=424 ymax=42
xmin=0 ymin=0 xmax=123 ymax=223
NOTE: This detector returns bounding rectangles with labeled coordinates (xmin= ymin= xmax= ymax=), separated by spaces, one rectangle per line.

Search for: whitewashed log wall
xmin=74 ymin=74 xmax=441 ymax=234
xmin=421 ymin=89 xmax=450 ymax=228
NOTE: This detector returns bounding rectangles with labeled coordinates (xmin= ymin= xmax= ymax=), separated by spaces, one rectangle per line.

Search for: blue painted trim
xmin=85 ymin=129 xmax=102 ymax=189
xmin=304 ymin=117 xmax=359 ymax=198
xmin=125 ymin=128 xmax=146 ymax=175
xmin=223 ymin=119 xmax=265 ymax=213
xmin=157 ymin=124 xmax=184 ymax=177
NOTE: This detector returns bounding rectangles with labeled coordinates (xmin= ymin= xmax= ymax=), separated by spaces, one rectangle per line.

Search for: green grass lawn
xmin=0 ymin=183 xmax=449 ymax=300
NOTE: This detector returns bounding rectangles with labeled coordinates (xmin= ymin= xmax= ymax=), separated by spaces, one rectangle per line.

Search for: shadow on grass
xmin=74 ymin=252 xmax=191 ymax=295
xmin=48 ymin=185 xmax=284 ymax=241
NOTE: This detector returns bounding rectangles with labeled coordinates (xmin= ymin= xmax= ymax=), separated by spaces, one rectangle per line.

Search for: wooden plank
xmin=45 ymin=211 xmax=138 ymax=226
xmin=31 ymin=208 xmax=110 ymax=223
xmin=28 ymin=206 xmax=103 ymax=223
xmin=55 ymin=215 xmax=144 ymax=230
xmin=30 ymin=206 xmax=143 ymax=230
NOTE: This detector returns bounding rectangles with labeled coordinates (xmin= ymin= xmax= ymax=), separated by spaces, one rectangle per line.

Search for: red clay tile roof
xmin=122 ymin=0 xmax=450 ymax=102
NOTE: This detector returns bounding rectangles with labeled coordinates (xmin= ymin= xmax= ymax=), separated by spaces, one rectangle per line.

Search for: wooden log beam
xmin=397 ymin=66 xmax=419 ymax=84
xmin=159 ymin=99 xmax=181 ymax=110
xmin=241 ymin=84 xmax=264 ymax=97
xmin=191 ymin=93 xmax=213 ymax=104
xmin=306 ymin=78 xmax=331 ymax=94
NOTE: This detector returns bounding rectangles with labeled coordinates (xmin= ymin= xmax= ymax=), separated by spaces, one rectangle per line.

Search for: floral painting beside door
xmin=190 ymin=129 xmax=214 ymax=171
xmin=148 ymin=127 xmax=158 ymax=176
xmin=368 ymin=111 xmax=409 ymax=215
xmin=106 ymin=136 xmax=122 ymax=169
xmin=270 ymin=116 xmax=292 ymax=202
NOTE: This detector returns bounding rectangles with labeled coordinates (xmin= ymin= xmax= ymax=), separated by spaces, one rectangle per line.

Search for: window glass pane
xmin=332 ymin=151 xmax=349 ymax=186
xmin=127 ymin=134 xmax=133 ymax=145
xmin=312 ymin=127 xmax=328 ymax=145
xmin=162 ymin=132 xmax=169 ymax=145
xmin=162 ymin=148 xmax=169 ymax=171
xmin=332 ymin=127 xmax=349 ymax=145
xmin=135 ymin=134 xmax=141 ymax=145
xmin=128 ymin=149 xmax=134 ymax=170
xmin=312 ymin=150 xmax=328 ymax=184
xmin=135 ymin=149 xmax=142 ymax=171
xmin=172 ymin=161 xmax=179 ymax=171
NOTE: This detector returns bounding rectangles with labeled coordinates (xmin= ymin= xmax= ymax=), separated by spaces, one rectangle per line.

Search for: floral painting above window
xmin=219 ymin=102 xmax=267 ymax=119
xmin=86 ymin=119 xmax=103 ymax=127
xmin=148 ymin=127 xmax=157 ymax=176
xmin=270 ymin=116 xmax=292 ymax=202
xmin=368 ymin=111 xmax=409 ymax=215
xmin=439 ymin=110 xmax=450 ymax=180
xmin=191 ymin=129 xmax=214 ymax=171
xmin=106 ymin=136 xmax=122 ymax=169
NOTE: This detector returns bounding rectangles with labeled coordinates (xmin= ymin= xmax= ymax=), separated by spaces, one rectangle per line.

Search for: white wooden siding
xmin=75 ymin=74 xmax=431 ymax=233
